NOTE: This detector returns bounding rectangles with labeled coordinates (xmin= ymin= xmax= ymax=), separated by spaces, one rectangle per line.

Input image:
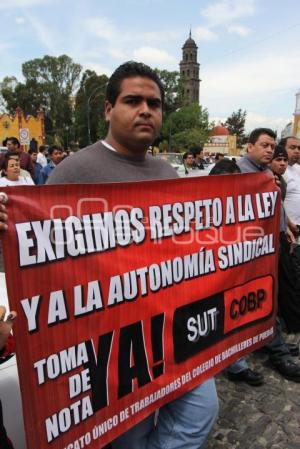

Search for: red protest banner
xmin=1 ymin=172 xmax=280 ymax=448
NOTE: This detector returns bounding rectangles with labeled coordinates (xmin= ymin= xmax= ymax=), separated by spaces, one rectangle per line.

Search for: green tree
xmin=162 ymin=104 xmax=211 ymax=151
xmin=224 ymin=109 xmax=247 ymax=148
xmin=74 ymin=70 xmax=108 ymax=147
xmin=155 ymin=69 xmax=184 ymax=115
xmin=1 ymin=55 xmax=82 ymax=146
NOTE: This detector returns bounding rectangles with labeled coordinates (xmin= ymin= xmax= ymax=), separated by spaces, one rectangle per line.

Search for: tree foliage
xmin=1 ymin=55 xmax=82 ymax=146
xmin=155 ymin=69 xmax=184 ymax=115
xmin=1 ymin=61 xmax=211 ymax=150
xmin=74 ymin=70 xmax=108 ymax=147
xmin=224 ymin=109 xmax=247 ymax=148
xmin=161 ymin=104 xmax=211 ymax=151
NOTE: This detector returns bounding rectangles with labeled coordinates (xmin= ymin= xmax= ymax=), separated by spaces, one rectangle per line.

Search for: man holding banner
xmin=0 ymin=63 xmax=282 ymax=449
xmin=47 ymin=61 xmax=219 ymax=449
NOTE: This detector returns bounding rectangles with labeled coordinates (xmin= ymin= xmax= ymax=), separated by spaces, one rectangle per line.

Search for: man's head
xmin=270 ymin=145 xmax=288 ymax=176
xmin=6 ymin=137 xmax=21 ymax=153
xmin=39 ymin=145 xmax=47 ymax=155
xmin=183 ymin=151 xmax=194 ymax=167
xmin=209 ymin=159 xmax=241 ymax=175
xmin=104 ymin=61 xmax=164 ymax=156
xmin=215 ymin=153 xmax=224 ymax=162
xmin=190 ymin=146 xmax=203 ymax=161
xmin=28 ymin=148 xmax=38 ymax=163
xmin=48 ymin=146 xmax=63 ymax=165
xmin=278 ymin=136 xmax=300 ymax=165
xmin=247 ymin=128 xmax=276 ymax=165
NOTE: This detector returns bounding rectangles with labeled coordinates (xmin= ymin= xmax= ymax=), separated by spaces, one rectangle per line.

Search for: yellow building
xmin=0 ymin=107 xmax=45 ymax=150
xmin=204 ymin=125 xmax=238 ymax=155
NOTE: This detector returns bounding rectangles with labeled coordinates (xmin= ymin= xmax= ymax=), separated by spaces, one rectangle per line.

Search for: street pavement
xmin=203 ymin=333 xmax=300 ymax=449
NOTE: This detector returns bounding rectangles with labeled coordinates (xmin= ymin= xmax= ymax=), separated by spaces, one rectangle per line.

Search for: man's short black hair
xmin=215 ymin=152 xmax=224 ymax=161
xmin=28 ymin=148 xmax=38 ymax=155
xmin=209 ymin=159 xmax=241 ymax=175
xmin=248 ymin=128 xmax=276 ymax=145
xmin=189 ymin=145 xmax=203 ymax=156
xmin=7 ymin=136 xmax=20 ymax=148
xmin=105 ymin=61 xmax=165 ymax=107
xmin=39 ymin=145 xmax=46 ymax=153
xmin=278 ymin=136 xmax=299 ymax=148
xmin=48 ymin=145 xmax=62 ymax=156
xmin=183 ymin=151 xmax=194 ymax=160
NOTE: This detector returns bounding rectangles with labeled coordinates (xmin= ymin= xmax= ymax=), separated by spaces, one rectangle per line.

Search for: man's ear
xmin=247 ymin=143 xmax=252 ymax=154
xmin=104 ymin=100 xmax=112 ymax=123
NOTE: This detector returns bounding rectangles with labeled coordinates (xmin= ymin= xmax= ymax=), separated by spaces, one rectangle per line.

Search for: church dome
xmin=211 ymin=125 xmax=230 ymax=136
xmin=182 ymin=32 xmax=197 ymax=49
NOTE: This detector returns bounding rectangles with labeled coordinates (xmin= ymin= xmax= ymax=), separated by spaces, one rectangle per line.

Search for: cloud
xmin=201 ymin=0 xmax=256 ymax=27
xmin=201 ymin=50 xmax=298 ymax=136
xmin=203 ymin=53 xmax=300 ymax=99
xmin=0 ymin=43 xmax=11 ymax=53
xmin=0 ymin=0 xmax=45 ymax=9
xmin=194 ymin=27 xmax=218 ymax=41
xmin=142 ymin=30 xmax=182 ymax=45
xmin=227 ymin=25 xmax=250 ymax=36
xmin=83 ymin=62 xmax=112 ymax=76
xmin=245 ymin=112 xmax=290 ymax=133
xmin=132 ymin=47 xmax=177 ymax=66
xmin=15 ymin=16 xmax=26 ymax=24
xmin=84 ymin=17 xmax=117 ymax=40
xmin=26 ymin=14 xmax=59 ymax=53
xmin=210 ymin=112 xmax=290 ymax=134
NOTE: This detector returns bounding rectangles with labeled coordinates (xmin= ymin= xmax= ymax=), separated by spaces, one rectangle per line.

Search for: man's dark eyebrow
xmin=122 ymin=94 xmax=162 ymax=103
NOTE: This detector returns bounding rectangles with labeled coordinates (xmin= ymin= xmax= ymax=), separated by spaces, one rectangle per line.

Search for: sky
xmin=0 ymin=0 xmax=300 ymax=133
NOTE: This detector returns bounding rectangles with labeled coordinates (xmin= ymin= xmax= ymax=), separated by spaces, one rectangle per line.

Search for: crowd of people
xmin=0 ymin=138 xmax=71 ymax=186
xmin=0 ymin=61 xmax=300 ymax=448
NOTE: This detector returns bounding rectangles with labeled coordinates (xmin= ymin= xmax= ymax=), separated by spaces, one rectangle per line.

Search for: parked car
xmin=154 ymin=153 xmax=214 ymax=177
xmin=0 ymin=272 xmax=26 ymax=449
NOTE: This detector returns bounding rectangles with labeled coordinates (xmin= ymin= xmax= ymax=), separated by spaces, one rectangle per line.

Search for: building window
xmin=185 ymin=54 xmax=188 ymax=61
xmin=187 ymin=70 xmax=190 ymax=77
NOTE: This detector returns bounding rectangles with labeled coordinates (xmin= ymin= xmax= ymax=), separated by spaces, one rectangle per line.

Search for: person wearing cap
xmin=270 ymin=145 xmax=289 ymax=199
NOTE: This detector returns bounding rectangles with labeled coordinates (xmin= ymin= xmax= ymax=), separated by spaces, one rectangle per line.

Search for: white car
xmin=155 ymin=153 xmax=214 ymax=178
xmin=0 ymin=272 xmax=26 ymax=449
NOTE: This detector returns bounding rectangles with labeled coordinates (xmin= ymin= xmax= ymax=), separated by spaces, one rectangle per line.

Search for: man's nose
xmin=139 ymin=101 xmax=151 ymax=115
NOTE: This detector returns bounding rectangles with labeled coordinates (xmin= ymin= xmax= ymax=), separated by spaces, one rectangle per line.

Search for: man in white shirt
xmin=279 ymin=136 xmax=300 ymax=332
xmin=279 ymin=136 xmax=300 ymax=229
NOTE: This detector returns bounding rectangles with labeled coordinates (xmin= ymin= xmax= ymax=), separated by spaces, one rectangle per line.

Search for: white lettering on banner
xmin=15 ymin=208 xmax=146 ymax=267
xmin=107 ymin=248 xmax=215 ymax=306
xmin=218 ymin=234 xmax=275 ymax=270
xmin=15 ymin=192 xmax=279 ymax=268
xmin=45 ymin=396 xmax=93 ymax=442
xmin=34 ymin=343 xmax=89 ymax=385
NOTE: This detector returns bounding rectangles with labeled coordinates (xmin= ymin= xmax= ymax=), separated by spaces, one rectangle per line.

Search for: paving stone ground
xmin=203 ymin=333 xmax=300 ymax=449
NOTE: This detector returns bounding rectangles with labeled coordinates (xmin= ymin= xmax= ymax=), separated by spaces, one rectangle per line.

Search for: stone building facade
xmin=179 ymin=31 xmax=200 ymax=104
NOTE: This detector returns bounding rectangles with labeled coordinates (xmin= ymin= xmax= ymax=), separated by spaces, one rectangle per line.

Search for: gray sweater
xmin=48 ymin=141 xmax=177 ymax=184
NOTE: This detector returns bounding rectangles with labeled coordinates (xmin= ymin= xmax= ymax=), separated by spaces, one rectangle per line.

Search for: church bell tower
xmin=179 ymin=31 xmax=200 ymax=104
